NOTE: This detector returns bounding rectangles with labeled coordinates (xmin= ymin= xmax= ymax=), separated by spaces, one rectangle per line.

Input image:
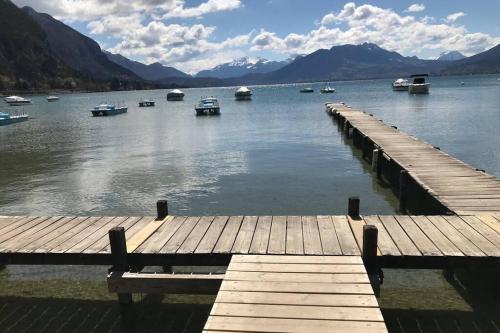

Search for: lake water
xmin=1 ymin=75 xmax=499 ymax=216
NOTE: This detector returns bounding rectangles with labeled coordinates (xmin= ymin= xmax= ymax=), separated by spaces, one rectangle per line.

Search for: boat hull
xmin=7 ymin=101 xmax=32 ymax=106
xmin=300 ymin=90 xmax=314 ymax=93
xmin=320 ymin=89 xmax=335 ymax=93
xmin=195 ymin=107 xmax=220 ymax=116
xmin=91 ymin=107 xmax=128 ymax=116
xmin=139 ymin=101 xmax=155 ymax=107
xmin=235 ymin=93 xmax=252 ymax=101
xmin=408 ymin=83 xmax=430 ymax=94
xmin=167 ymin=94 xmax=184 ymax=101
xmin=392 ymin=85 xmax=409 ymax=91
xmin=0 ymin=115 xmax=29 ymax=126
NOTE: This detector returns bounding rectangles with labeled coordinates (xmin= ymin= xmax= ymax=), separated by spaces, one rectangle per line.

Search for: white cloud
xmin=405 ymin=4 xmax=425 ymax=13
xmin=161 ymin=0 xmax=241 ymax=19
xmin=445 ymin=12 xmax=466 ymax=23
xmin=255 ymin=3 xmax=499 ymax=58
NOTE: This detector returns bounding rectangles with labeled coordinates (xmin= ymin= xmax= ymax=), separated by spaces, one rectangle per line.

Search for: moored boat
xmin=139 ymin=100 xmax=155 ymax=107
xmin=320 ymin=84 xmax=335 ymax=93
xmin=167 ymin=89 xmax=185 ymax=101
xmin=300 ymin=88 xmax=314 ymax=93
xmin=392 ymin=78 xmax=409 ymax=91
xmin=408 ymin=74 xmax=430 ymax=94
xmin=0 ymin=111 xmax=29 ymax=126
xmin=4 ymin=96 xmax=32 ymax=106
xmin=195 ymin=97 xmax=220 ymax=116
xmin=47 ymin=96 xmax=60 ymax=102
xmin=91 ymin=104 xmax=128 ymax=117
xmin=235 ymin=86 xmax=252 ymax=100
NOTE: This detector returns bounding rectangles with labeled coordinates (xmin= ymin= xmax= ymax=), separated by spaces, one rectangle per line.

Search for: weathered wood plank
xmin=136 ymin=216 xmax=187 ymax=253
xmin=267 ymin=216 xmax=287 ymax=254
xmin=302 ymin=216 xmax=323 ymax=255
xmin=332 ymin=216 xmax=360 ymax=255
xmin=286 ymin=216 xmax=304 ymax=255
xmin=224 ymin=271 xmax=370 ymax=284
xmin=410 ymin=216 xmax=462 ymax=256
xmin=249 ymin=216 xmax=272 ymax=254
xmin=213 ymin=216 xmax=244 ymax=253
xmin=231 ymin=216 xmax=258 ymax=254
xmin=219 ymin=281 xmax=373 ymax=294
xmin=160 ymin=216 xmax=201 ymax=253
xmin=177 ymin=216 xmax=214 ymax=254
xmin=394 ymin=216 xmax=441 ymax=256
xmin=363 ymin=216 xmax=400 ymax=256
xmin=379 ymin=216 xmax=420 ymax=256
xmin=317 ymin=215 xmax=342 ymax=255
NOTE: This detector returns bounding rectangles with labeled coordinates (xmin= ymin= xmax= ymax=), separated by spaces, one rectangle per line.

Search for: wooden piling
xmin=372 ymin=149 xmax=379 ymax=172
xmin=399 ymin=170 xmax=409 ymax=213
xmin=376 ymin=149 xmax=383 ymax=179
xmin=156 ymin=200 xmax=169 ymax=220
xmin=344 ymin=121 xmax=351 ymax=138
xmin=362 ymin=225 xmax=380 ymax=296
xmin=348 ymin=196 xmax=360 ymax=219
xmin=109 ymin=227 xmax=135 ymax=333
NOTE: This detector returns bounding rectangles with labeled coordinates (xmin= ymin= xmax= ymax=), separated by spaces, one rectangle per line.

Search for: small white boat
xmin=139 ymin=99 xmax=155 ymax=107
xmin=235 ymin=86 xmax=252 ymax=100
xmin=167 ymin=89 xmax=185 ymax=101
xmin=0 ymin=111 xmax=29 ymax=126
xmin=195 ymin=97 xmax=220 ymax=116
xmin=408 ymin=74 xmax=430 ymax=94
xmin=91 ymin=104 xmax=128 ymax=117
xmin=47 ymin=96 xmax=59 ymax=102
xmin=4 ymin=96 xmax=32 ymax=106
xmin=392 ymin=78 xmax=409 ymax=91
xmin=320 ymin=84 xmax=336 ymax=93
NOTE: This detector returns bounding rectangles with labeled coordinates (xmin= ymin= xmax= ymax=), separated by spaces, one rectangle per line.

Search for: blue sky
xmin=13 ymin=0 xmax=500 ymax=73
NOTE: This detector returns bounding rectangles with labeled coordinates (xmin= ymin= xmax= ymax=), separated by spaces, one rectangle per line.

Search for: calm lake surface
xmin=1 ymin=75 xmax=499 ymax=216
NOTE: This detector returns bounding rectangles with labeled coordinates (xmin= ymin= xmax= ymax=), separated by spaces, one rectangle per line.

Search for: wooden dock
xmin=326 ymin=103 xmax=500 ymax=215
xmin=203 ymin=255 xmax=387 ymax=333
xmin=1 ymin=214 xmax=500 ymax=268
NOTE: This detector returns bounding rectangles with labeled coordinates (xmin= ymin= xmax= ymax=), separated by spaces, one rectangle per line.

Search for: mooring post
xmin=348 ymin=196 xmax=360 ymax=219
xmin=362 ymin=225 xmax=380 ymax=297
xmin=344 ymin=121 xmax=351 ymax=138
xmin=372 ymin=149 xmax=379 ymax=172
xmin=399 ymin=170 xmax=409 ymax=213
xmin=156 ymin=200 xmax=169 ymax=220
xmin=376 ymin=149 xmax=384 ymax=179
xmin=109 ymin=227 xmax=135 ymax=333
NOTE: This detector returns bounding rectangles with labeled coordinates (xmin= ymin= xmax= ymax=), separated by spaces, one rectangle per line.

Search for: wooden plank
xmin=101 ymin=216 xmax=155 ymax=253
xmin=348 ymin=216 xmax=365 ymax=251
xmin=220 ymin=280 xmax=374 ymax=294
xmin=317 ymin=215 xmax=342 ymax=255
xmin=410 ymin=216 xmax=462 ymax=256
xmin=231 ymin=255 xmax=363 ymax=264
xmin=127 ymin=216 xmax=173 ymax=253
xmin=231 ymin=216 xmax=258 ymax=254
xmin=204 ymin=316 xmax=388 ymax=333
xmin=286 ymin=216 xmax=304 ymax=255
xmin=476 ymin=215 xmax=500 ymax=234
xmin=332 ymin=216 xmax=360 ymax=255
xmin=215 ymin=291 xmax=378 ymax=307
xmin=177 ymin=216 xmax=214 ymax=254
xmin=0 ymin=216 xmax=38 ymax=235
xmin=136 ymin=216 xmax=187 ymax=253
xmin=228 ymin=263 xmax=366 ymax=274
xmin=249 ymin=216 xmax=272 ymax=254
xmin=0 ymin=216 xmax=50 ymax=244
xmin=209 ymin=303 xmax=384 ymax=322
xmin=378 ymin=216 xmax=420 ymax=256
xmin=394 ymin=216 xmax=441 ymax=256
xmin=224 ymin=271 xmax=370 ymax=284
xmin=362 ymin=216 xmax=400 ymax=256
xmin=196 ymin=216 xmax=229 ymax=253
xmin=458 ymin=216 xmax=500 ymax=251
xmin=213 ymin=216 xmax=244 ymax=253
xmin=302 ymin=216 xmax=323 ymax=255
xmin=267 ymin=216 xmax=286 ymax=254
xmin=426 ymin=216 xmax=484 ymax=257
xmin=160 ymin=216 xmax=201 ymax=253
xmin=0 ymin=216 xmax=25 ymax=231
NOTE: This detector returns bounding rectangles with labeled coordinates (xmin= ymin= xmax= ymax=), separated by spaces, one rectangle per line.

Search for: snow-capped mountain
xmin=196 ymin=57 xmax=290 ymax=79
xmin=437 ymin=51 xmax=466 ymax=61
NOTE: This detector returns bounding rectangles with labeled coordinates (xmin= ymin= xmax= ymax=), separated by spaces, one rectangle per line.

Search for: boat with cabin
xmin=4 ymin=96 xmax=32 ymax=106
xmin=91 ymin=104 xmax=128 ymax=117
xmin=139 ymin=100 xmax=155 ymax=107
xmin=0 ymin=111 xmax=29 ymax=126
xmin=392 ymin=78 xmax=409 ymax=91
xmin=167 ymin=89 xmax=185 ymax=101
xmin=300 ymin=88 xmax=314 ymax=93
xmin=47 ymin=96 xmax=60 ymax=102
xmin=408 ymin=74 xmax=430 ymax=94
xmin=195 ymin=97 xmax=220 ymax=116
xmin=320 ymin=84 xmax=335 ymax=93
xmin=235 ymin=86 xmax=252 ymax=100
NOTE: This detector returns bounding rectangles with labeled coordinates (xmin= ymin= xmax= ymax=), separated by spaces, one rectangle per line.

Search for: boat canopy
xmin=236 ymin=86 xmax=251 ymax=93
xmin=409 ymin=74 xmax=429 ymax=78
xmin=169 ymin=89 xmax=184 ymax=94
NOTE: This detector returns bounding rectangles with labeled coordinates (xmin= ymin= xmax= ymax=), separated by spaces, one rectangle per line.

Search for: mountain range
xmin=1 ymin=0 xmax=499 ymax=92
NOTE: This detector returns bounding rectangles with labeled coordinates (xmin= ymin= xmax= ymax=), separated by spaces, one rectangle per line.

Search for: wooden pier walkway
xmin=326 ymin=103 xmax=500 ymax=216
xmin=203 ymin=255 xmax=387 ymax=333
xmin=1 ymin=214 xmax=500 ymax=268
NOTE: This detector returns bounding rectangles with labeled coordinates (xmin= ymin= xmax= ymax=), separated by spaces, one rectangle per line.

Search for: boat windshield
xmin=413 ymin=77 xmax=426 ymax=84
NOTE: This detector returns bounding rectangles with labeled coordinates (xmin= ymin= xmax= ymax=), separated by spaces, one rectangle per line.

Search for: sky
xmin=12 ymin=0 xmax=500 ymax=74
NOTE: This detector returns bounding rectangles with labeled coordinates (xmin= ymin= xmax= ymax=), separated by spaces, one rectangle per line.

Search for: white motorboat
xmin=300 ymin=87 xmax=314 ymax=93
xmin=195 ymin=97 xmax=220 ymax=116
xmin=91 ymin=103 xmax=128 ymax=117
xmin=47 ymin=96 xmax=60 ymax=102
xmin=320 ymin=84 xmax=336 ymax=93
xmin=0 ymin=111 xmax=29 ymax=126
xmin=392 ymin=78 xmax=409 ymax=91
xmin=4 ymin=96 xmax=32 ymax=106
xmin=167 ymin=89 xmax=185 ymax=101
xmin=235 ymin=86 xmax=252 ymax=100
xmin=408 ymin=74 xmax=430 ymax=94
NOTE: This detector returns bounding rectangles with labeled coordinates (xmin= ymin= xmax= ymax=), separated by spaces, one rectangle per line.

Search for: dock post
xmin=156 ymin=200 xmax=169 ymax=220
xmin=376 ymin=149 xmax=383 ymax=179
xmin=362 ymin=225 xmax=380 ymax=297
xmin=348 ymin=196 xmax=360 ymax=219
xmin=109 ymin=227 xmax=135 ymax=333
xmin=344 ymin=121 xmax=351 ymax=138
xmin=399 ymin=170 xmax=409 ymax=213
xmin=372 ymin=149 xmax=379 ymax=172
